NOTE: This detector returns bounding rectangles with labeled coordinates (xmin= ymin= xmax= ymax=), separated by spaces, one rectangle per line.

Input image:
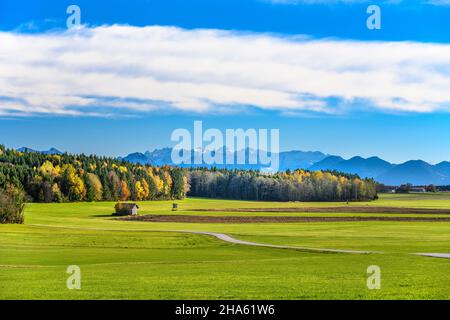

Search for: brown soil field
xmin=190 ymin=206 xmax=450 ymax=214
xmin=120 ymin=215 xmax=450 ymax=223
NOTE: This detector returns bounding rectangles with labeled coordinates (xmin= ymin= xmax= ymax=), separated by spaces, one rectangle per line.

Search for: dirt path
xmin=30 ymin=223 xmax=374 ymax=254
xmin=181 ymin=230 xmax=375 ymax=254
xmin=415 ymin=253 xmax=450 ymax=259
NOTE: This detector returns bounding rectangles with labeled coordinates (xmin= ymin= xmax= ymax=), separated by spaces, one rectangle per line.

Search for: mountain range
xmin=121 ymin=148 xmax=329 ymax=171
xmin=17 ymin=146 xmax=450 ymax=186
xmin=122 ymin=148 xmax=450 ymax=186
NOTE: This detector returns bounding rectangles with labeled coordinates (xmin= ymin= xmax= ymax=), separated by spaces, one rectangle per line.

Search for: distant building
xmin=410 ymin=187 xmax=426 ymax=193
xmin=114 ymin=203 xmax=139 ymax=216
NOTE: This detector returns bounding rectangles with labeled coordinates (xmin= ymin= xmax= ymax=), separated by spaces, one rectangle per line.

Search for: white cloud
xmin=426 ymin=0 xmax=450 ymax=5
xmin=0 ymin=25 xmax=450 ymax=117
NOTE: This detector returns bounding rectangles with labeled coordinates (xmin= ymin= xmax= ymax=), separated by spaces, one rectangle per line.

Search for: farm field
xmin=1 ymin=193 xmax=450 ymax=299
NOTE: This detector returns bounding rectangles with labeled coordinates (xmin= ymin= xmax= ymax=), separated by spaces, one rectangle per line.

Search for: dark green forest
xmin=188 ymin=169 xmax=377 ymax=202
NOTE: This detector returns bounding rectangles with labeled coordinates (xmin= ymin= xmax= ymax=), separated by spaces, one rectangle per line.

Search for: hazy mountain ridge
xmin=311 ymin=156 xmax=395 ymax=182
xmin=123 ymin=148 xmax=450 ymax=186
xmin=123 ymin=148 xmax=330 ymax=171
xmin=309 ymin=156 xmax=450 ymax=186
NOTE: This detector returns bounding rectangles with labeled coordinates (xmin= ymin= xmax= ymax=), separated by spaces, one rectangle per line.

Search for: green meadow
xmin=1 ymin=193 xmax=450 ymax=300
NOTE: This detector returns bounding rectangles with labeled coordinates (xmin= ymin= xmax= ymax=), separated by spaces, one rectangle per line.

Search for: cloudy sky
xmin=0 ymin=0 xmax=450 ymax=163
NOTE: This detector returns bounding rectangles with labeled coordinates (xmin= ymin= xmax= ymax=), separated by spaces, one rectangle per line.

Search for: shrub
xmin=0 ymin=185 xmax=25 ymax=224
xmin=114 ymin=202 xmax=124 ymax=214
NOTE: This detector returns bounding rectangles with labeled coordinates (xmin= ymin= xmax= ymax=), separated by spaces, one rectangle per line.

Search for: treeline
xmin=377 ymin=183 xmax=438 ymax=193
xmin=0 ymin=145 xmax=377 ymax=203
xmin=0 ymin=145 xmax=189 ymax=202
xmin=187 ymin=169 xmax=378 ymax=202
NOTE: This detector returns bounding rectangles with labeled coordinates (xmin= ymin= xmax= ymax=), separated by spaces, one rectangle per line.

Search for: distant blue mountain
xmin=309 ymin=155 xmax=345 ymax=171
xmin=145 ymin=147 xmax=175 ymax=166
xmin=376 ymin=160 xmax=449 ymax=186
xmin=435 ymin=161 xmax=450 ymax=176
xmin=123 ymin=148 xmax=329 ymax=171
xmin=311 ymin=156 xmax=450 ymax=185
xmin=17 ymin=147 xmax=63 ymax=155
xmin=120 ymin=152 xmax=149 ymax=164
xmin=311 ymin=156 xmax=393 ymax=179
xmin=278 ymin=150 xmax=328 ymax=171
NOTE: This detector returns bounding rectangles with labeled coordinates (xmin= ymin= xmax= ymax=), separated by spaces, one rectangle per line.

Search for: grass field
xmin=1 ymin=193 xmax=450 ymax=299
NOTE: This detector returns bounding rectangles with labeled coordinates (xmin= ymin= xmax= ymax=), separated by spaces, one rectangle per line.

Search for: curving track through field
xmin=30 ymin=224 xmax=450 ymax=259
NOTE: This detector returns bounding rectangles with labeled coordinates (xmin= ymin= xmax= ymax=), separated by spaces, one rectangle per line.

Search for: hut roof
xmin=121 ymin=203 xmax=139 ymax=210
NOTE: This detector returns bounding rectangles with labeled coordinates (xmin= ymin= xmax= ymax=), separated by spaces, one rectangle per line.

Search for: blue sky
xmin=1 ymin=0 xmax=450 ymax=163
